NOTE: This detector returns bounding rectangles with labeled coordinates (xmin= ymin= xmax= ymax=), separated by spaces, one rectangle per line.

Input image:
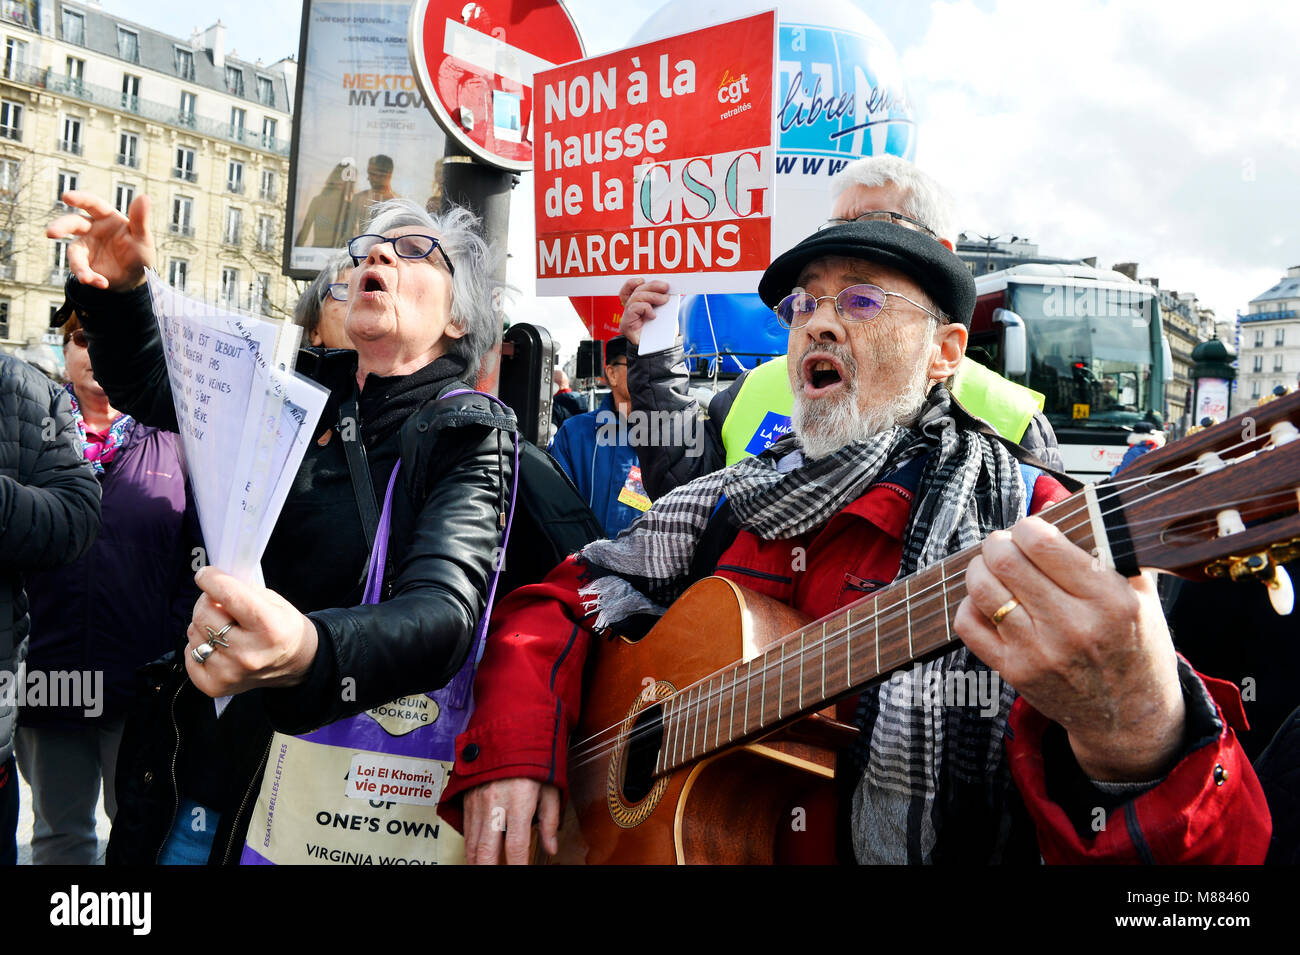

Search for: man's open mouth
xmin=802 ymin=354 xmax=847 ymax=394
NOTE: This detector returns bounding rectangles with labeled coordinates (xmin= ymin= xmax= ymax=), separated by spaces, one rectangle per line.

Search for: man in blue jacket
xmin=549 ymin=337 xmax=646 ymax=537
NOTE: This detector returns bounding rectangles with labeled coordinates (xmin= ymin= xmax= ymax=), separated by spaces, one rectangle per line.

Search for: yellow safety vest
xmin=717 ymin=355 xmax=1044 ymax=465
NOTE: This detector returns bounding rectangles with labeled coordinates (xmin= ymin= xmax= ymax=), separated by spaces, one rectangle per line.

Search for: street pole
xmin=438 ymin=141 xmax=515 ymax=287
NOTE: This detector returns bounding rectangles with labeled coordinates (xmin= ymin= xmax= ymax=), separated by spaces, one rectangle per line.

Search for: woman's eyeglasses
xmin=347 ymin=234 xmax=455 ymax=275
xmin=774 ymin=283 xmax=944 ymax=329
xmin=323 ymin=283 xmax=348 ymax=302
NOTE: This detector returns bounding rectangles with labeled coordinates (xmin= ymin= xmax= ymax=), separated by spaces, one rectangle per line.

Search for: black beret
xmin=757 ymin=221 xmax=976 ymax=327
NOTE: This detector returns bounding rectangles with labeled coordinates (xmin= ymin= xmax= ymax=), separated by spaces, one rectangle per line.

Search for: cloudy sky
xmin=104 ymin=0 xmax=1299 ymax=354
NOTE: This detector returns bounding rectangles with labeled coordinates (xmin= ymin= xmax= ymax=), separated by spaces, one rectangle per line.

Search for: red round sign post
xmin=408 ymin=0 xmax=585 ymax=172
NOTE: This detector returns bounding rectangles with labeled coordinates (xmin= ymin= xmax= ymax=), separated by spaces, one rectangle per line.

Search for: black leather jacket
xmin=69 ymin=279 xmax=515 ymax=863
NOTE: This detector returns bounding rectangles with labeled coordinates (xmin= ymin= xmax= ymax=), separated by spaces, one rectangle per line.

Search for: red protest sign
xmin=534 ymin=10 xmax=776 ymax=297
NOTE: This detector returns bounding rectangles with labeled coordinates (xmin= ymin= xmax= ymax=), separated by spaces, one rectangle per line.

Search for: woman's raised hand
xmin=46 ymin=191 xmax=154 ymax=291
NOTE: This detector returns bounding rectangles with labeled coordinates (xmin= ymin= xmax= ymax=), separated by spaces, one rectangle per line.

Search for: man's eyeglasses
xmin=774 ymin=283 xmax=944 ymax=329
xmin=817 ymin=210 xmax=938 ymax=239
xmin=323 ymin=282 xmax=348 ymax=302
xmin=347 ymin=233 xmax=455 ymax=275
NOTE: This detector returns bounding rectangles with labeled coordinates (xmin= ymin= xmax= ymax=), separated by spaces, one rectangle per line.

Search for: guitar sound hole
xmin=622 ymin=703 xmax=664 ymax=804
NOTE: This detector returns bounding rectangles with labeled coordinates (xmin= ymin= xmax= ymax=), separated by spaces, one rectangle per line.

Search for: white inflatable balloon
xmin=630 ymin=0 xmax=917 ymax=254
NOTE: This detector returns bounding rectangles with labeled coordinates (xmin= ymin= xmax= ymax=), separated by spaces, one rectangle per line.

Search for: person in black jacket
xmin=0 ymin=351 xmax=102 ymax=865
xmin=16 ymin=310 xmax=199 ymax=865
xmin=49 ymin=189 xmax=513 ymax=864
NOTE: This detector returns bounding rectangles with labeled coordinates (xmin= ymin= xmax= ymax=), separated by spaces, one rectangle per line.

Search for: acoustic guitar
xmin=546 ymin=392 xmax=1300 ymax=864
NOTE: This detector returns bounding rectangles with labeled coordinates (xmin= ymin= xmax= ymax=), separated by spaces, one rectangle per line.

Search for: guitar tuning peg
xmin=1266 ymin=563 xmax=1294 ymax=616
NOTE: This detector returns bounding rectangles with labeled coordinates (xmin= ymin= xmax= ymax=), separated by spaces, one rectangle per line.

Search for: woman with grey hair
xmin=48 ymin=189 xmax=514 ymax=864
xmin=292 ymin=250 xmax=355 ymax=348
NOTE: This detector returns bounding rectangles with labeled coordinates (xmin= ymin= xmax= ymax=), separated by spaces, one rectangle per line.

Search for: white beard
xmin=792 ymin=344 xmax=932 ymax=460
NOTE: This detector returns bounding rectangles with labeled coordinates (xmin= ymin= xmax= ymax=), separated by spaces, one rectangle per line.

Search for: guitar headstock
xmin=1092 ymin=390 xmax=1300 ymax=585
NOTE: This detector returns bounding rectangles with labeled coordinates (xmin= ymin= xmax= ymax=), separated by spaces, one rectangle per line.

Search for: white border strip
xmin=1083 ymin=483 xmax=1115 ymax=571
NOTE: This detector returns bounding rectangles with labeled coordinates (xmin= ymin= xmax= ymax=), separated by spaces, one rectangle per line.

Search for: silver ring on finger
xmin=192 ymin=642 xmax=217 ymax=664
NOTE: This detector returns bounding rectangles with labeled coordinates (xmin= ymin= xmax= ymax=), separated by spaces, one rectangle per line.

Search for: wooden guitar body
xmin=551 ymin=576 xmax=854 ymax=865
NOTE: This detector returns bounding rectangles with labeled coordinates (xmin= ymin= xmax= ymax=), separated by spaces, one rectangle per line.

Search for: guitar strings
xmin=564 ymin=435 xmax=1279 ymax=762
xmin=566 ymin=454 xmax=1291 ymax=770
xmin=564 ymin=456 xmax=1297 ymax=771
xmin=569 ymin=479 xmax=1294 ymax=772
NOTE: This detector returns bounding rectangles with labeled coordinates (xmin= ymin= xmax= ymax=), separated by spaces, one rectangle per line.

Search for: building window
xmin=169 ymin=258 xmax=188 ymax=291
xmin=52 ymin=239 xmax=70 ymax=282
xmin=262 ymin=117 xmax=277 ymax=148
xmin=117 ymin=27 xmax=139 ymax=64
xmin=0 ymin=157 xmax=19 ymax=197
xmin=224 ymin=206 xmax=243 ymax=245
xmin=115 ymin=183 xmax=135 ymax=215
xmin=256 ymin=76 xmax=275 ymax=107
xmin=170 ymin=196 xmax=193 ymax=236
xmin=254 ymin=272 xmax=271 ymax=312
xmin=1275 ymin=355 xmax=1285 ymax=373
xmin=1253 ymin=355 xmax=1263 ymax=373
xmin=1251 ymin=381 xmax=1261 ymax=399
xmin=1277 ymin=328 xmax=1286 ymax=346
xmin=230 ymin=106 xmax=246 ymax=138
xmin=0 ymin=99 xmax=19 ymax=141
xmin=259 ymin=168 xmax=277 ymax=201
xmin=256 ymin=214 xmax=275 ymax=251
xmin=174 ymin=46 xmax=195 ymax=81
xmin=59 ymin=116 xmax=83 ymax=155
xmin=3 ymin=37 xmax=25 ymax=80
xmin=122 ymin=74 xmax=140 ymax=112
xmin=227 ymin=160 xmax=244 ymax=194
xmin=225 ymin=66 xmax=245 ymax=97
xmin=56 ymin=169 xmax=78 ymax=205
xmin=179 ymin=90 xmax=196 ymax=127
xmin=1255 ymin=329 xmax=1265 ymax=347
xmin=62 ymin=8 xmax=85 ymax=45
xmin=220 ymin=267 xmax=241 ymax=308
xmin=65 ymin=56 xmax=84 ymax=87
xmin=118 ymin=132 xmax=139 ymax=168
xmin=174 ymin=146 xmax=197 ymax=183
xmin=1 ymin=0 xmax=29 ymax=25
xmin=0 ymin=297 xmax=8 ymax=339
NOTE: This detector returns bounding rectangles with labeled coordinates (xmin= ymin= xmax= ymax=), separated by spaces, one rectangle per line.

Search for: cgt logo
xmin=717 ymin=69 xmax=751 ymax=104
xmin=50 ymin=885 xmax=151 ymax=935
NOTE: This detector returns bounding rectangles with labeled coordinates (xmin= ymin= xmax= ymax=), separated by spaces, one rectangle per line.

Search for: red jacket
xmin=440 ymin=469 xmax=1271 ymax=863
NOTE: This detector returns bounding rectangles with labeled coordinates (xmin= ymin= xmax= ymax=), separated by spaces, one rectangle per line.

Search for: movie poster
xmin=286 ymin=0 xmax=448 ymax=278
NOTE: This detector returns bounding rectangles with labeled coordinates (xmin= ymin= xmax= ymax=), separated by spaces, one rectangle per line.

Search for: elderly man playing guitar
xmin=439 ymin=222 xmax=1271 ymax=864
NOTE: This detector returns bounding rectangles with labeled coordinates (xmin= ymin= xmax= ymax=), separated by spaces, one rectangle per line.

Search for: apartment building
xmin=0 ymin=1 xmax=296 ymax=372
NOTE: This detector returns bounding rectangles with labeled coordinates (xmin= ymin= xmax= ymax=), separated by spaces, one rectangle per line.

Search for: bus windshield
xmin=1012 ymin=283 xmax=1159 ymax=430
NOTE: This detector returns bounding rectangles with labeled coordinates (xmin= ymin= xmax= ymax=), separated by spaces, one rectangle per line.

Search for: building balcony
xmin=227 ymin=180 xmax=244 ymax=195
xmin=48 ymin=267 xmax=69 ymax=286
xmin=57 ymin=138 xmax=83 ymax=155
xmin=116 ymin=152 xmax=139 ymax=168
xmin=172 ymin=167 xmax=198 ymax=183
xmin=0 ymin=65 xmax=291 ymax=155
xmin=0 ymin=127 xmax=19 ymax=142
xmin=168 ymin=223 xmax=195 ymax=238
xmin=258 ymin=187 xmax=278 ymax=202
xmin=255 ymin=239 xmax=275 ymax=253
xmin=222 ymin=231 xmax=242 ymax=247
xmin=0 ymin=260 xmax=14 ymax=280
xmin=1239 ymin=308 xmax=1297 ymax=322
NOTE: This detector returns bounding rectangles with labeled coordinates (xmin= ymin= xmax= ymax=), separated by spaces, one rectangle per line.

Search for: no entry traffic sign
xmin=408 ymin=0 xmax=585 ymax=171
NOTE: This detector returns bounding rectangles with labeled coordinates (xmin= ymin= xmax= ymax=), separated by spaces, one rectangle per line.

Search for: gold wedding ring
xmin=991 ymin=598 xmax=1022 ymax=626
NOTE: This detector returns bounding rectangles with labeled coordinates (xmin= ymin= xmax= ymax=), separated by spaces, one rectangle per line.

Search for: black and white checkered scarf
xmin=578 ymin=386 xmax=1027 ymax=863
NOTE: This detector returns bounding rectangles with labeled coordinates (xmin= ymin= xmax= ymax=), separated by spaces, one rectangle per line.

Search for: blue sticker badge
xmin=745 ymin=411 xmax=793 ymax=456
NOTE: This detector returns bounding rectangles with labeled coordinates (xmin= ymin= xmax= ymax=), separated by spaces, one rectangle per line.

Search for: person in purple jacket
xmin=14 ymin=305 xmax=199 ymax=865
